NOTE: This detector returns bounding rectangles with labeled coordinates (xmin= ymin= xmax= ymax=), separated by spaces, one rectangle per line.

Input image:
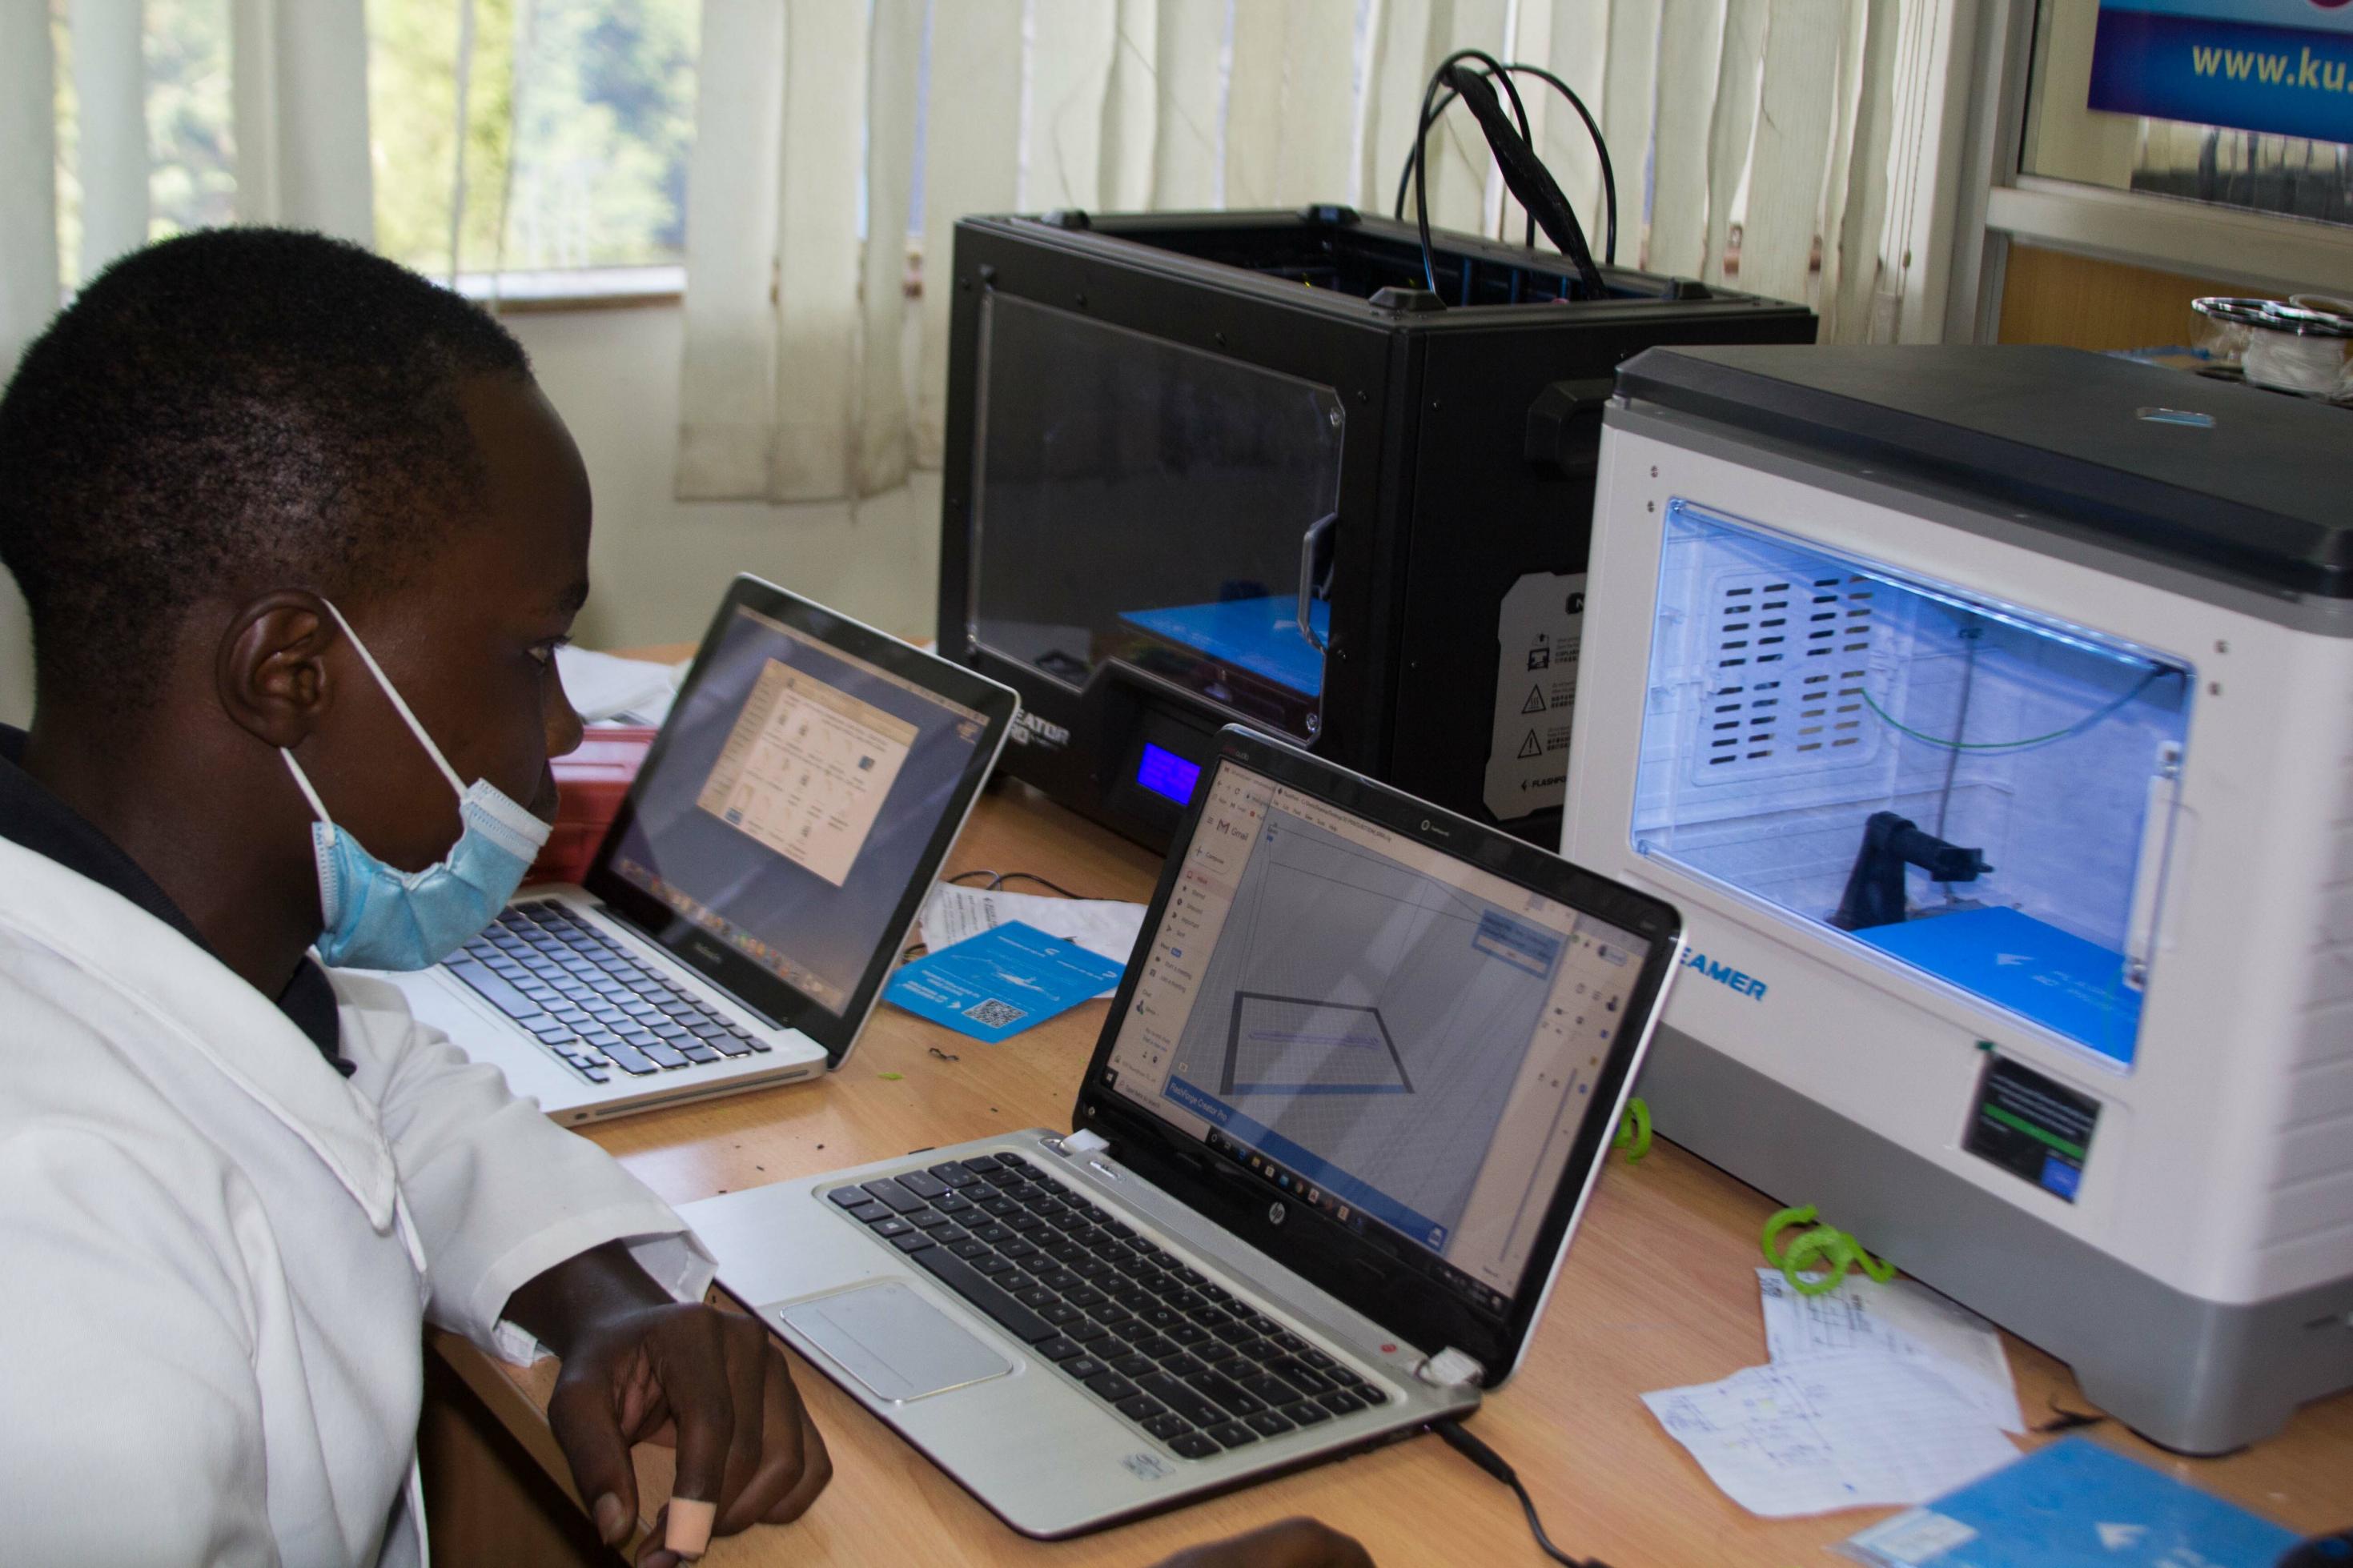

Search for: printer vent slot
xmin=1700 ymin=568 xmax=1882 ymax=785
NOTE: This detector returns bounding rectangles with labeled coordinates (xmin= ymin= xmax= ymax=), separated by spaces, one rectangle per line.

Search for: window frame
xmin=451 ymin=263 xmax=685 ymax=313
xmin=1949 ymin=0 xmax=2353 ymax=342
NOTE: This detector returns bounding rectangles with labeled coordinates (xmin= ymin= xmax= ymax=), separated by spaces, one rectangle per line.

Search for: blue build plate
xmin=1120 ymin=596 xmax=1329 ymax=697
xmin=1850 ymin=905 xmax=2141 ymax=1065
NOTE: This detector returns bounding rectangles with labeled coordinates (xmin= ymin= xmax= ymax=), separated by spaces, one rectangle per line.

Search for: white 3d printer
xmin=1562 ymin=344 xmax=2353 ymax=1454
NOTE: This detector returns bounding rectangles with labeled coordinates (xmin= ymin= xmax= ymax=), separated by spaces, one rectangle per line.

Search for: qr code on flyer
xmin=965 ymin=998 xmax=1026 ymax=1029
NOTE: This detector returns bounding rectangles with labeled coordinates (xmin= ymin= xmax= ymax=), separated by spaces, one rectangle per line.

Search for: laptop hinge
xmin=1057 ymin=1129 xmax=1112 ymax=1157
xmin=1415 ymin=1346 xmax=1487 ymax=1390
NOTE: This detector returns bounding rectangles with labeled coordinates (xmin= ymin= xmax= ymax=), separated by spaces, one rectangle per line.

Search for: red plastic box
xmin=528 ymin=725 xmax=657 ymax=884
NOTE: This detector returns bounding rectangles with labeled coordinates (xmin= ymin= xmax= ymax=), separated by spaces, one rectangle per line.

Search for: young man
xmin=0 ymin=228 xmax=829 ymax=1566
xmin=0 ymin=231 xmax=1373 ymax=1568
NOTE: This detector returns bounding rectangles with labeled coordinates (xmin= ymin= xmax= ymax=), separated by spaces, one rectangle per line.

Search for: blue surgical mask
xmin=281 ymin=602 xmax=552 ymax=971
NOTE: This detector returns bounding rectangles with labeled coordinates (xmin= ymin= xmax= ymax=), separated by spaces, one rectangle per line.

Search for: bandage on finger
xmin=665 ymin=1497 xmax=717 ymax=1558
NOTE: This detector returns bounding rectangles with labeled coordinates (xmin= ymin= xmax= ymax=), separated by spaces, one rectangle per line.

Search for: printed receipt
xmin=697 ymin=658 xmax=916 ymax=887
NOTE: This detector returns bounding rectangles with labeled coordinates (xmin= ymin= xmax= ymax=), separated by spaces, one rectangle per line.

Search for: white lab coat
xmin=0 ymin=835 xmax=714 ymax=1566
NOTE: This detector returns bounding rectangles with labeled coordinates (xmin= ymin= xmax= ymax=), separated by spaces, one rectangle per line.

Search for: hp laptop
xmin=681 ymin=725 xmax=1683 ymax=1537
xmin=385 ymin=575 xmax=1018 ymax=1124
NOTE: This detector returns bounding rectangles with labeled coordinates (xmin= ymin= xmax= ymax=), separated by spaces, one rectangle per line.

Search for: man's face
xmin=311 ymin=375 xmax=590 ymax=874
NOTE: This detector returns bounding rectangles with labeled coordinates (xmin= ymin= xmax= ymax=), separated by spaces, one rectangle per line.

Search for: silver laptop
xmin=681 ymin=725 xmax=1684 ymax=1538
xmin=386 ymin=575 xmax=1018 ymax=1123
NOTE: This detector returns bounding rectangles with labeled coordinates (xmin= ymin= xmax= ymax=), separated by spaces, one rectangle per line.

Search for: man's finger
xmin=726 ymin=1348 xmax=828 ymax=1531
xmin=545 ymin=1371 xmax=640 ymax=1550
xmin=652 ymin=1310 xmax=738 ymax=1534
xmin=764 ymin=1398 xmax=833 ymax=1526
xmin=713 ymin=1313 xmax=773 ymax=1523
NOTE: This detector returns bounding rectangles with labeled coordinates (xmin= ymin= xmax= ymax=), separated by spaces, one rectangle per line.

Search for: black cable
xmin=1499 ymin=62 xmax=1618 ymax=267
xmin=1397 ymin=58 xmax=1534 ymax=243
xmin=2033 ymin=1390 xmax=2108 ymax=1434
xmin=905 ymin=868 xmax=1098 ymax=959
xmin=1435 ymin=1420 xmax=1613 ymax=1568
xmin=1440 ymin=62 xmax=1604 ymax=293
xmin=1395 ymin=63 xmax=1617 ymax=267
xmin=1410 ymin=50 xmax=1535 ymax=293
xmin=945 ymin=868 xmax=1090 ymax=899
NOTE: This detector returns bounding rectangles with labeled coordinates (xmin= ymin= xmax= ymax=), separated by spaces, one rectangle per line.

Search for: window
xmin=367 ymin=0 xmax=700 ymax=292
xmin=44 ymin=0 xmax=697 ymax=299
xmin=1955 ymin=0 xmax=2353 ymax=327
xmin=2021 ymin=0 xmax=2353 ymax=227
xmin=49 ymin=0 xmax=238 ymax=290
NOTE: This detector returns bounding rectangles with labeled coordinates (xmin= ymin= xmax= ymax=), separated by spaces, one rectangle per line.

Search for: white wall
xmin=508 ymin=303 xmax=943 ymax=656
xmin=0 ymin=574 xmax=27 ymax=729
xmin=0 ymin=302 xmax=944 ymax=730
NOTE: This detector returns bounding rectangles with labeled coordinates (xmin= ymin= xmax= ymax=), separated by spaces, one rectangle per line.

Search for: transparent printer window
xmin=968 ymin=295 xmax=1344 ymax=740
xmin=1632 ymin=501 xmax=2193 ymax=1069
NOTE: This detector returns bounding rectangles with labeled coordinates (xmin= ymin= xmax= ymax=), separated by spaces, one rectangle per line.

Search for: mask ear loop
xmin=318 ymin=599 xmax=468 ymax=799
xmin=282 ymin=746 xmax=336 ymax=827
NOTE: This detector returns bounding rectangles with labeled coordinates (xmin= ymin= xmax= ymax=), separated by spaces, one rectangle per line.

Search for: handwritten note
xmin=1641 ymin=1353 xmax=2022 ymax=1518
xmin=1758 ymin=1269 xmax=2026 ymax=1433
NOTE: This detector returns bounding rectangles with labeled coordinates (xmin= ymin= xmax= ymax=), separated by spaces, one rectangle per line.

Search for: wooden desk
xmin=433 ymin=777 xmax=2353 ymax=1566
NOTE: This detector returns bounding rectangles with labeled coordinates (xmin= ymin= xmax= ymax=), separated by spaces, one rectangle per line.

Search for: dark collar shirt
xmin=0 ymin=724 xmax=350 ymax=1074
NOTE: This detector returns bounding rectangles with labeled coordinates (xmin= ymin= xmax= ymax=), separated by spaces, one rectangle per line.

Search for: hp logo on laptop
xmin=1267 ymin=1202 xmax=1286 ymax=1225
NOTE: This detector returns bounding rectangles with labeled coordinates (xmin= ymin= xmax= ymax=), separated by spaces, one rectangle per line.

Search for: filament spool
xmin=2194 ymin=295 xmax=2353 ymax=398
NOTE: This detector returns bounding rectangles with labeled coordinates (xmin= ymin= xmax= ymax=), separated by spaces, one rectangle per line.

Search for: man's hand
xmin=1152 ymin=1518 xmax=1376 ymax=1568
xmin=508 ymin=1243 xmax=832 ymax=1566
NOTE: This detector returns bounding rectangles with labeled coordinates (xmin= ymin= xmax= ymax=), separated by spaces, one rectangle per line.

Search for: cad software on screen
xmin=1105 ymin=761 xmax=1649 ymax=1313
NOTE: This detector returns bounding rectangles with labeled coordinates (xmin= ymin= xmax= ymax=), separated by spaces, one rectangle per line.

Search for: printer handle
xmin=1295 ymin=511 xmax=1337 ymax=652
xmin=1524 ymin=377 xmax=1619 ymax=479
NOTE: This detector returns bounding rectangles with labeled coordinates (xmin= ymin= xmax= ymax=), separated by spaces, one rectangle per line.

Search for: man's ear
xmin=215 ymin=592 xmax=339 ymax=750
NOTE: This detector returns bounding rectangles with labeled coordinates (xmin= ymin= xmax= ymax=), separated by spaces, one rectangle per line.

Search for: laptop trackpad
xmin=781 ymin=1282 xmax=1011 ymax=1403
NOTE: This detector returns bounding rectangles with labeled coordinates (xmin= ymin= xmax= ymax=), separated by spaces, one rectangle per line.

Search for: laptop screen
xmin=1100 ymin=759 xmax=1655 ymax=1319
xmin=600 ymin=602 xmax=993 ymax=1017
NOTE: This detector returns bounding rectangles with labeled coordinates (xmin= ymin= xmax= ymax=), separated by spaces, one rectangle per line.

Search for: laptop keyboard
xmin=443 ymin=900 xmax=771 ymax=1084
xmin=828 ymin=1153 xmax=1387 ymax=1459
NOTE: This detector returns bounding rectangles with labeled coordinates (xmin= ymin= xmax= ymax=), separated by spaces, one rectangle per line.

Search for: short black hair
xmin=0 ymin=227 xmax=532 ymax=710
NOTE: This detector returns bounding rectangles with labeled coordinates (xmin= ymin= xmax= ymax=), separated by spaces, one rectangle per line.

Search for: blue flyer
xmin=883 ymin=920 xmax=1127 ymax=1044
xmin=2090 ymin=0 xmax=2353 ymax=144
xmin=1841 ymin=1437 xmax=2299 ymax=1568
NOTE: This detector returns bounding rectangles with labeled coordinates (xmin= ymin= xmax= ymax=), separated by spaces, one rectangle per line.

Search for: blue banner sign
xmin=2092 ymin=0 xmax=2353 ymax=142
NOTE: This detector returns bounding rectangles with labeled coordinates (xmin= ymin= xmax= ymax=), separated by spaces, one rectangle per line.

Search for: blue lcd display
xmin=1137 ymin=742 xmax=1203 ymax=806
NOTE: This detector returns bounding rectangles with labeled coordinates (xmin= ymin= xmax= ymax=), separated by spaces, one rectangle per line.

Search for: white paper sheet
xmin=919 ymin=884 xmax=1147 ymax=999
xmin=1641 ymin=1352 xmax=2022 ymax=1518
xmin=556 ymin=645 xmax=681 ymax=724
xmin=1757 ymin=1269 xmax=2026 ymax=1433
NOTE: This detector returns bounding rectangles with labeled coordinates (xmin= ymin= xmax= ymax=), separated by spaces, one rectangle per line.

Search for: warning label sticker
xmin=1484 ymin=572 xmax=1586 ymax=822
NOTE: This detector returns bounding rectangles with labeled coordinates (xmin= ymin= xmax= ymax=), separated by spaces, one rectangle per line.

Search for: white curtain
xmin=677 ymin=0 xmax=1913 ymax=505
xmin=2 ymin=3 xmax=62 ymax=381
xmin=0 ymin=0 xmax=58 ymax=725
xmin=1 ymin=0 xmax=372 ymax=351
xmin=229 ymin=0 xmax=377 ymax=245
xmin=0 ymin=0 xmax=373 ymax=727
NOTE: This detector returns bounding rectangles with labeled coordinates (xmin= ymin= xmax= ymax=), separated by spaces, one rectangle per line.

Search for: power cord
xmin=1436 ymin=1420 xmax=1614 ymax=1567
xmin=1394 ymin=62 xmax=1618 ymax=266
xmin=945 ymin=868 xmax=1092 ymax=899
xmin=1407 ymin=49 xmax=1544 ymax=294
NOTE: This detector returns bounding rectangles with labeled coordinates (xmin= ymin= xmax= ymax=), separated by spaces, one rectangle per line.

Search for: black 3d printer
xmin=937 ymin=57 xmax=1818 ymax=849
